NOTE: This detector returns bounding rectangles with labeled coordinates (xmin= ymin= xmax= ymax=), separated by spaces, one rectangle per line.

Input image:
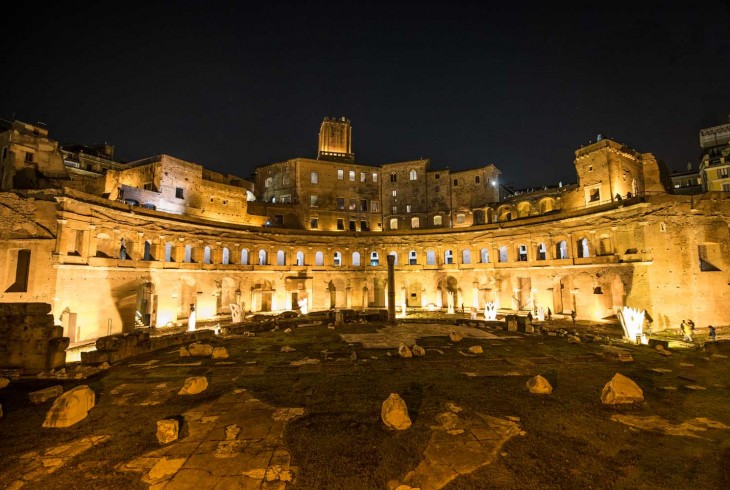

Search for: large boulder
xmin=157 ymin=419 xmax=179 ymax=444
xmin=42 ymin=385 xmax=95 ymax=428
xmin=178 ymin=376 xmax=208 ymax=395
xmin=188 ymin=343 xmax=213 ymax=356
xmin=398 ymin=343 xmax=413 ymax=358
xmin=601 ymin=373 xmax=644 ymax=404
xmin=411 ymin=344 xmax=426 ymax=357
xmin=29 ymin=385 xmax=63 ymax=404
xmin=381 ymin=393 xmax=412 ymax=430
xmin=211 ymin=346 xmax=229 ymax=359
xmin=468 ymin=345 xmax=484 ymax=354
xmin=526 ymin=375 xmax=553 ymax=394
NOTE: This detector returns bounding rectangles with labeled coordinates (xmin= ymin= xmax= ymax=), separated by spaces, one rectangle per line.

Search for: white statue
xmin=188 ymin=305 xmax=196 ymax=332
xmin=230 ymin=303 xmax=243 ymax=323
xmin=535 ymin=305 xmax=545 ymax=322
xmin=298 ymin=298 xmax=309 ymax=315
xmin=447 ymin=291 xmax=455 ymax=314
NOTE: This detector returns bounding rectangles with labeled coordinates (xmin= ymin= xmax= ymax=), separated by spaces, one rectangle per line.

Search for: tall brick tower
xmin=317 ymin=116 xmax=354 ymax=163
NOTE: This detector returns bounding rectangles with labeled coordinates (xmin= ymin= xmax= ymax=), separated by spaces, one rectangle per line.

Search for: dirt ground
xmin=1 ymin=315 xmax=729 ymax=489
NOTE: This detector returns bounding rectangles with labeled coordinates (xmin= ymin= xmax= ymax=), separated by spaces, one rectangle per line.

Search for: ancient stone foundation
xmin=0 ymin=303 xmax=68 ymax=374
xmin=80 ymin=329 xmax=215 ymax=364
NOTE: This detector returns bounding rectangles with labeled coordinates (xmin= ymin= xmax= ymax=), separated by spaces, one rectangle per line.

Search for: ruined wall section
xmin=450 ymin=165 xmax=501 ymax=227
xmin=381 ymin=159 xmax=429 ymax=230
xmin=0 ymin=303 xmax=68 ymax=374
xmin=0 ymin=122 xmax=69 ymax=190
xmin=575 ymin=140 xmax=645 ymax=207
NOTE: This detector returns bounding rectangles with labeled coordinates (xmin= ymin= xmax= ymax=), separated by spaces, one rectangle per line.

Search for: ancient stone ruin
xmin=0 ymin=303 xmax=68 ymax=374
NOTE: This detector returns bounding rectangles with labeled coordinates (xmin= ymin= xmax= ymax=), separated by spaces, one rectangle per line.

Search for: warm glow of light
xmin=484 ymin=302 xmax=497 ymax=320
xmin=619 ymin=306 xmax=647 ymax=344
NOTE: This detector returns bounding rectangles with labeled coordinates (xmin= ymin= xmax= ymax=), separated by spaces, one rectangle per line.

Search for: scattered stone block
xmin=412 ymin=344 xmax=426 ymax=356
xmin=655 ymin=345 xmax=672 ymax=356
xmin=381 ymin=393 xmax=412 ymax=430
xmin=600 ymin=345 xmax=634 ymax=362
xmin=211 ymin=347 xmax=229 ymax=359
xmin=468 ymin=346 xmax=484 ymax=354
xmin=99 ymin=362 xmax=110 ymax=370
xmin=449 ymin=331 xmax=463 ymax=342
xmin=567 ymin=335 xmax=581 ymax=343
xmin=188 ymin=343 xmax=213 ymax=356
xmin=284 ymin=328 xmax=292 ymax=333
xmin=398 ymin=343 xmax=413 ymax=358
xmin=601 ymin=373 xmax=644 ymax=404
xmin=178 ymin=376 xmax=208 ymax=395
xmin=43 ymin=385 xmax=95 ymax=428
xmin=525 ymin=325 xmax=535 ymax=334
xmin=526 ymin=375 xmax=553 ymax=394
xmin=179 ymin=347 xmax=191 ymax=357
xmin=156 ymin=419 xmax=179 ymax=444
xmin=281 ymin=346 xmax=296 ymax=353
xmin=0 ymin=377 xmax=9 ymax=389
xmin=29 ymin=385 xmax=64 ymax=404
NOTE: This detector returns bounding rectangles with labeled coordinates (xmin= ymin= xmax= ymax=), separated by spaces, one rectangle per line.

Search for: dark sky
xmin=3 ymin=0 xmax=729 ymax=188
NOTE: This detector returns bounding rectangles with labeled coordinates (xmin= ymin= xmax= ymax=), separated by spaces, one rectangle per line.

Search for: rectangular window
xmin=337 ymin=218 xmax=345 ymax=230
xmin=175 ymin=187 xmax=184 ymax=199
xmin=371 ymin=201 xmax=379 ymax=212
xmin=349 ymin=220 xmax=356 ymax=231
xmin=360 ymin=199 xmax=367 ymax=211
xmin=360 ymin=172 xmax=366 ymax=182
xmin=311 ymin=171 xmax=318 ymax=184
xmin=6 ymin=249 xmax=31 ymax=292
xmin=453 ymin=179 xmax=458 ymax=186
xmin=143 ymin=182 xmax=153 ymax=191
xmin=435 ymin=174 xmax=440 ymax=179
xmin=25 ymin=152 xmax=33 ymax=163
xmin=310 ymin=195 xmax=318 ymax=207
xmin=392 ymin=205 xmax=397 ymax=214
xmin=310 ymin=218 xmax=318 ymax=229
xmin=390 ymin=173 xmax=397 ymax=182
xmin=392 ymin=190 xmax=397 ymax=197
xmin=337 ymin=169 xmax=344 ymax=180
xmin=361 ymin=219 xmax=369 ymax=231
xmin=349 ymin=198 xmax=356 ymax=210
xmin=372 ymin=173 xmax=378 ymax=182
xmin=406 ymin=205 xmax=411 ymax=213
xmin=723 ymin=183 xmax=730 ymax=192
xmin=349 ymin=170 xmax=355 ymax=181
xmin=337 ymin=197 xmax=345 ymax=210
xmin=719 ymin=168 xmax=729 ymax=178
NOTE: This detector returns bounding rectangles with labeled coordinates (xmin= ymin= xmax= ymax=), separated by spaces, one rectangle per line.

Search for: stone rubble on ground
xmin=468 ymin=345 xmax=484 ymax=354
xmin=398 ymin=343 xmax=413 ymax=358
xmin=43 ymin=385 xmax=96 ymax=428
xmin=178 ymin=376 xmax=208 ymax=395
xmin=526 ymin=375 xmax=553 ymax=394
xmin=281 ymin=346 xmax=296 ymax=352
xmin=382 ymin=393 xmax=412 ymax=430
xmin=0 ymin=377 xmax=10 ymax=389
xmin=449 ymin=331 xmax=463 ymax=342
xmin=601 ymin=373 xmax=644 ymax=404
xmin=29 ymin=385 xmax=63 ymax=404
xmin=156 ymin=419 xmax=179 ymax=444
xmin=412 ymin=344 xmax=426 ymax=356
xmin=211 ymin=346 xmax=229 ymax=359
xmin=655 ymin=345 xmax=672 ymax=356
xmin=188 ymin=343 xmax=213 ymax=356
xmin=179 ymin=347 xmax=190 ymax=357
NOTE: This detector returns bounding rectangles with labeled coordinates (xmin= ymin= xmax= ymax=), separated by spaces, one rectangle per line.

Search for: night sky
xmin=3 ymin=1 xmax=729 ymax=189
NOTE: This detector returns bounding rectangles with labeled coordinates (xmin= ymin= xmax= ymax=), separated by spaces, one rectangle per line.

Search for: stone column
xmin=387 ymin=254 xmax=396 ymax=324
xmin=362 ymin=286 xmax=368 ymax=310
xmin=87 ymin=225 xmax=98 ymax=258
xmin=346 ymin=283 xmax=352 ymax=308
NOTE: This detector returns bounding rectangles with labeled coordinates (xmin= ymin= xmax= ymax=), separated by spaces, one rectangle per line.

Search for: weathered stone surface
xmin=449 ymin=331 xmax=463 ymax=342
xmin=179 ymin=347 xmax=191 ymax=357
xmin=601 ymin=373 xmax=644 ymax=404
xmin=412 ymin=344 xmax=426 ymax=356
xmin=179 ymin=376 xmax=208 ymax=395
xmin=468 ymin=346 xmax=483 ymax=354
xmin=382 ymin=393 xmax=412 ymax=430
xmin=156 ymin=419 xmax=179 ymax=444
xmin=398 ymin=343 xmax=413 ymax=358
xmin=211 ymin=347 xmax=229 ymax=359
xmin=281 ymin=346 xmax=296 ymax=352
xmin=568 ymin=335 xmax=581 ymax=343
xmin=0 ymin=377 xmax=9 ymax=389
xmin=188 ymin=343 xmax=213 ymax=356
xmin=526 ymin=375 xmax=553 ymax=394
xmin=29 ymin=385 xmax=63 ymax=404
xmin=42 ymin=385 xmax=95 ymax=428
xmin=655 ymin=344 xmax=672 ymax=356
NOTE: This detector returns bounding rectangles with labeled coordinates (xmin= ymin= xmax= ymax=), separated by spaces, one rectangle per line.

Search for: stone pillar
xmin=472 ymin=282 xmax=479 ymax=309
xmin=87 ymin=225 xmax=98 ymax=258
xmin=324 ymin=286 xmax=331 ymax=310
xmin=346 ymin=284 xmax=352 ymax=308
xmin=387 ymin=254 xmax=396 ymax=324
xmin=55 ymin=219 xmax=70 ymax=255
xmin=362 ymin=286 xmax=369 ymax=310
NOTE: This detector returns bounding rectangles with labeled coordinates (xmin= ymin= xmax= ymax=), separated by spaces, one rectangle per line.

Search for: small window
xmin=311 ymin=171 xmax=318 ymax=184
xmin=370 ymin=251 xmax=380 ymax=266
xmin=392 ymin=190 xmax=397 ymax=197
xmin=310 ymin=218 xmax=318 ymax=229
xmin=337 ymin=198 xmax=345 ymax=210
xmin=25 ymin=152 xmax=33 ymax=163
xmin=475 ymin=176 xmax=480 ymax=184
xmin=434 ymin=185 xmax=440 ymax=193
xmin=265 ymin=177 xmax=272 ymax=188
xmin=360 ymin=219 xmax=369 ymax=231
xmin=392 ymin=206 xmax=397 ymax=214
xmin=433 ymin=215 xmax=443 ymax=226
xmin=456 ymin=214 xmax=465 ymax=224
xmin=349 ymin=219 xmax=356 ymax=231
xmin=315 ymin=251 xmax=324 ymax=266
xmin=445 ymin=250 xmax=454 ymax=264
xmin=337 ymin=169 xmax=344 ymax=180
xmin=435 ymin=173 xmax=440 ymax=180
xmin=426 ymin=250 xmax=436 ymax=265
xmin=411 ymin=217 xmax=419 ymax=228
xmin=349 ymin=198 xmax=357 ymax=211
xmin=409 ymin=250 xmax=417 ymax=265
xmin=337 ymin=219 xmax=345 ymax=230
xmin=409 ymin=169 xmax=417 ymax=180
xmin=311 ymin=195 xmax=318 ymax=207
xmin=453 ymin=179 xmax=458 ymax=186
xmin=349 ymin=170 xmax=355 ymax=181
xmin=334 ymin=251 xmax=342 ymax=266
xmin=296 ymin=251 xmax=305 ymax=265
xmin=480 ymin=247 xmax=489 ymax=263
xmin=588 ymin=165 xmax=593 ymax=172
xmin=372 ymin=173 xmax=378 ymax=182
xmin=352 ymin=251 xmax=361 ymax=266
xmin=360 ymin=199 xmax=367 ymax=211
xmin=390 ymin=218 xmax=398 ymax=229
xmin=175 ymin=187 xmax=184 ymax=199
xmin=518 ymin=245 xmax=528 ymax=261
xmin=360 ymin=172 xmax=366 ymax=182
xmin=390 ymin=172 xmax=397 ymax=182
xmin=462 ymin=249 xmax=471 ymax=264
xmin=144 ymin=182 xmax=153 ymax=191
xmin=371 ymin=201 xmax=379 ymax=212
xmin=537 ymin=243 xmax=547 ymax=260
xmin=277 ymin=250 xmax=286 ymax=266
xmin=498 ymin=246 xmax=508 ymax=263
xmin=406 ymin=205 xmax=411 ymax=213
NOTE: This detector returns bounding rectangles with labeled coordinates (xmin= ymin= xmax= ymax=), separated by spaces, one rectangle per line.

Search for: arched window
xmin=258 ymin=249 xmax=267 ymax=265
xmin=204 ymin=246 xmax=212 ymax=264
xmin=165 ymin=242 xmax=174 ymax=262
xmin=433 ymin=215 xmax=443 ymax=226
xmin=241 ymin=248 xmax=249 ymax=265
xmin=390 ymin=172 xmax=397 ymax=182
xmin=315 ymin=251 xmax=324 ymax=266
xmin=370 ymin=251 xmax=380 ymax=266
xmin=408 ymin=250 xmax=417 ymax=265
xmin=409 ymin=169 xmax=417 ymax=180
xmin=517 ymin=244 xmax=528 ymax=261
xmin=277 ymin=250 xmax=286 ymax=265
xmin=411 ymin=217 xmax=420 ymax=228
xmin=222 ymin=247 xmax=230 ymax=264
xmin=556 ymin=240 xmax=568 ymax=259
xmin=498 ymin=246 xmax=508 ymax=263
xmin=462 ymin=249 xmax=471 ymax=264
xmin=265 ymin=177 xmax=272 ymax=188
xmin=456 ymin=213 xmax=465 ymax=224
xmin=389 ymin=251 xmax=398 ymax=265
xmin=333 ymin=251 xmax=342 ymax=266
xmin=282 ymin=174 xmax=290 ymax=185
xmin=184 ymin=244 xmax=193 ymax=263
xmin=143 ymin=241 xmax=153 ymax=261
xmin=480 ymin=247 xmax=489 ymax=263
xmin=390 ymin=218 xmax=398 ymax=230
xmin=427 ymin=250 xmax=436 ymax=265
xmin=352 ymin=251 xmax=361 ymax=267
xmin=536 ymin=243 xmax=547 ymax=260
xmin=445 ymin=250 xmax=454 ymax=265
xmin=578 ymin=238 xmax=590 ymax=258
xmin=296 ymin=251 xmax=305 ymax=266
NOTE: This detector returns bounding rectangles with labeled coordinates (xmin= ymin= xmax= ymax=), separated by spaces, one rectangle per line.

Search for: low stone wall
xmin=0 ymin=303 xmax=69 ymax=374
xmin=80 ymin=329 xmax=215 ymax=364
